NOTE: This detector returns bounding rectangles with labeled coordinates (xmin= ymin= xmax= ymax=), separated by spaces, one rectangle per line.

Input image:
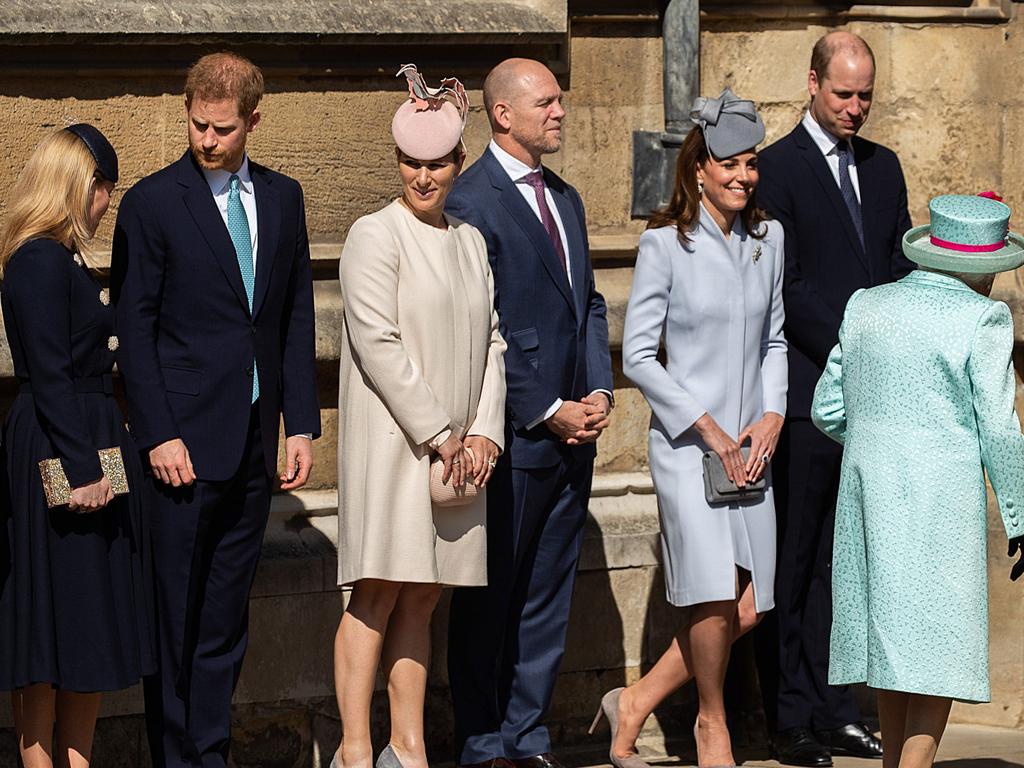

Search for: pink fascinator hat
xmin=391 ymin=64 xmax=469 ymax=161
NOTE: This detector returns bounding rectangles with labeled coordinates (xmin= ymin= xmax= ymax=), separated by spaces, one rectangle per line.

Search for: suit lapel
xmin=546 ymin=171 xmax=587 ymax=317
xmin=251 ymin=166 xmax=280 ymax=318
xmin=482 ymin=150 xmax=576 ymax=316
xmin=177 ymin=154 xmax=251 ymax=315
xmin=794 ymin=124 xmax=871 ymax=275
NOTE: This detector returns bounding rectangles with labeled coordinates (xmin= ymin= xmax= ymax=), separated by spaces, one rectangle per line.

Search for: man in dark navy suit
xmin=755 ymin=31 xmax=912 ymax=767
xmin=445 ymin=58 xmax=614 ymax=768
xmin=111 ymin=52 xmax=319 ymax=768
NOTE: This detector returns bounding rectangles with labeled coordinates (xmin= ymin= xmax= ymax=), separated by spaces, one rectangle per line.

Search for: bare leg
xmin=898 ymin=694 xmax=951 ymax=768
xmin=54 ymin=691 xmax=101 ymax=768
xmin=691 ymin=597 xmax=739 ymax=768
xmin=613 ymin=572 xmax=761 ymax=760
xmin=381 ymin=583 xmax=443 ymax=768
xmin=877 ymin=689 xmax=909 ymax=768
xmin=12 ymin=684 xmax=56 ymax=768
xmin=334 ymin=579 xmax=404 ymax=768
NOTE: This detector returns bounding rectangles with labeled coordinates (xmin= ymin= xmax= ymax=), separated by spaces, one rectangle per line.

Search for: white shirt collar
xmin=489 ymin=139 xmax=542 ymax=183
xmin=202 ymin=154 xmax=253 ymax=197
xmin=801 ymin=110 xmax=847 ymax=157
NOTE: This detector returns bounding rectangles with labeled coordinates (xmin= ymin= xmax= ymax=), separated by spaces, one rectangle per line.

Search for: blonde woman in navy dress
xmin=0 ymin=126 xmax=154 ymax=768
xmin=591 ymin=90 xmax=786 ymax=768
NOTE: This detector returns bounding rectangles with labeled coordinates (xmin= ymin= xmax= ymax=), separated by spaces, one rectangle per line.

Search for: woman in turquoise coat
xmin=812 ymin=194 xmax=1024 ymax=768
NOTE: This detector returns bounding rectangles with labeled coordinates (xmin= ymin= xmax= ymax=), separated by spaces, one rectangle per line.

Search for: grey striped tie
xmin=835 ymin=142 xmax=864 ymax=248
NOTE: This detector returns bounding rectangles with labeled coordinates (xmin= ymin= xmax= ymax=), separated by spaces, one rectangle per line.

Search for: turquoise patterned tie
xmin=228 ymin=174 xmax=259 ymax=403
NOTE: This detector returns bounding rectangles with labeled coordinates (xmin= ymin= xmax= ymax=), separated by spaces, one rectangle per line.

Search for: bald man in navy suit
xmin=445 ymin=58 xmax=613 ymax=768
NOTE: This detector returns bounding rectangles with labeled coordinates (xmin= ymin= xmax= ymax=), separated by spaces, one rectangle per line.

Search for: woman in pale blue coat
xmin=812 ymin=194 xmax=1024 ymax=768
xmin=590 ymin=90 xmax=786 ymax=768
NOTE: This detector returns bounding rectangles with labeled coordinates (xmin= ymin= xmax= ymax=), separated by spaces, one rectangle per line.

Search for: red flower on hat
xmin=978 ymin=190 xmax=1004 ymax=202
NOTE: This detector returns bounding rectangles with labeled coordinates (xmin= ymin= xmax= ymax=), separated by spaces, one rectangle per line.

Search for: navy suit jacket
xmin=446 ymin=148 xmax=613 ymax=469
xmin=757 ymin=123 xmax=913 ymax=418
xmin=111 ymin=152 xmax=320 ymax=482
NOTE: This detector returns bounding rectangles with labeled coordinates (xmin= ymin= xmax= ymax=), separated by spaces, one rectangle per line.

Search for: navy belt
xmin=19 ymin=373 xmax=114 ymax=395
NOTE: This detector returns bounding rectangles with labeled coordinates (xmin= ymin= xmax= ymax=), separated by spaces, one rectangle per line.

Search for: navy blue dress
xmin=0 ymin=238 xmax=155 ymax=692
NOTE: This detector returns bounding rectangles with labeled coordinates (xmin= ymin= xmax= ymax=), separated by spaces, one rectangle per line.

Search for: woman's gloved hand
xmin=1009 ymin=537 xmax=1024 ymax=581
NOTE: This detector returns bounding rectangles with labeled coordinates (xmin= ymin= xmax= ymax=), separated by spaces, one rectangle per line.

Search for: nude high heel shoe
xmin=376 ymin=745 xmax=405 ymax=768
xmin=693 ymin=717 xmax=737 ymax=768
xmin=589 ymin=687 xmax=652 ymax=768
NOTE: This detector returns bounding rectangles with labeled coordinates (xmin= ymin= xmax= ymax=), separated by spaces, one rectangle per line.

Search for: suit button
xmin=251 ymin=326 xmax=257 ymax=335
xmin=245 ymin=366 xmax=253 ymax=377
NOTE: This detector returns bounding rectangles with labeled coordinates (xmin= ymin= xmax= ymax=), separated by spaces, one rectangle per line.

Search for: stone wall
xmin=1 ymin=1 xmax=1024 ymax=760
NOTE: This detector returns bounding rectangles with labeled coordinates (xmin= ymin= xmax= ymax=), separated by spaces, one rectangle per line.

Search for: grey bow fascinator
xmin=690 ymin=87 xmax=765 ymax=159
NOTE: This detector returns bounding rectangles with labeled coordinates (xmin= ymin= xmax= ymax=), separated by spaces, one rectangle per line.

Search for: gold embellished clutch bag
xmin=38 ymin=447 xmax=129 ymax=509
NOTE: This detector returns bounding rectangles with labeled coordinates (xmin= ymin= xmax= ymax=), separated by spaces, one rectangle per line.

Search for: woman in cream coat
xmin=331 ymin=67 xmax=506 ymax=768
xmin=593 ymin=90 xmax=786 ymax=768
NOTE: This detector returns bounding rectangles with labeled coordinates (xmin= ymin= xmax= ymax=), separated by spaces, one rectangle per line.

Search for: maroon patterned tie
xmin=522 ymin=170 xmax=567 ymax=273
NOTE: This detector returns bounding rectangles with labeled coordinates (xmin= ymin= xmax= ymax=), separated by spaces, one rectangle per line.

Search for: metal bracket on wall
xmin=630 ymin=0 xmax=698 ymax=219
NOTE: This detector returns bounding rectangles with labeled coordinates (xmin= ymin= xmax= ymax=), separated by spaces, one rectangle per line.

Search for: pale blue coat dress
xmin=623 ymin=205 xmax=787 ymax=611
xmin=812 ymin=270 xmax=1024 ymax=702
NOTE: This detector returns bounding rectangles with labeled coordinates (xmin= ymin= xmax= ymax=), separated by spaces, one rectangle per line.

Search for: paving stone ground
xmin=573 ymin=724 xmax=1024 ymax=768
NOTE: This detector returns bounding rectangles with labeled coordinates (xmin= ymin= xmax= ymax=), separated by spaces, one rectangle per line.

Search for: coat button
xmin=98 ymin=289 xmax=110 ymax=306
xmin=107 ymin=335 xmax=119 ymax=351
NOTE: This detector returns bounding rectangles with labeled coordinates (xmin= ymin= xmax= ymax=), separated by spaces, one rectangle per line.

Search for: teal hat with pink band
xmin=903 ymin=192 xmax=1024 ymax=274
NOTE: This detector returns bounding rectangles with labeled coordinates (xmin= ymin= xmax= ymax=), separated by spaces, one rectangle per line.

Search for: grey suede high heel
xmin=693 ymin=718 xmax=737 ymax=768
xmin=376 ymin=745 xmax=405 ymax=768
xmin=589 ymin=687 xmax=652 ymax=768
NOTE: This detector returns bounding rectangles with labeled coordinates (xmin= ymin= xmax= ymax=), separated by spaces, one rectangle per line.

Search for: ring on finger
xmin=487 ymin=458 xmax=496 ymax=468
xmin=761 ymin=455 xmax=770 ymax=464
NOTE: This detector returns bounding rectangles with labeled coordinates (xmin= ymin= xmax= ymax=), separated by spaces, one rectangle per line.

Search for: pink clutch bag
xmin=429 ymin=447 xmax=479 ymax=507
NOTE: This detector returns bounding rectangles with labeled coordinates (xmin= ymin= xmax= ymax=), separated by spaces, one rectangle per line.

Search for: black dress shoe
xmin=817 ymin=723 xmax=883 ymax=759
xmin=512 ymin=754 xmax=565 ymax=768
xmin=774 ymin=727 xmax=832 ymax=767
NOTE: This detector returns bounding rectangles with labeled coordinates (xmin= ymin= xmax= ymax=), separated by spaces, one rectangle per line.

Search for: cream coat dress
xmin=337 ymin=200 xmax=507 ymax=587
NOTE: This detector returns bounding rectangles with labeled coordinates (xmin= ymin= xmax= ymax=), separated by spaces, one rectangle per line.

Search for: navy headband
xmin=65 ymin=123 xmax=118 ymax=184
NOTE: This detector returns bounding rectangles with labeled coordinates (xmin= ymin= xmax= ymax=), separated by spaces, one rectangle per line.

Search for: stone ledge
xmin=261 ymin=472 xmax=662 ymax=597
xmin=0 ymin=0 xmax=569 ymax=38
xmin=700 ymin=0 xmax=1013 ymax=22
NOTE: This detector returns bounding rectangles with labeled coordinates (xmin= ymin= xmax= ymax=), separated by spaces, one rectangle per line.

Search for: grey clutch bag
xmin=702 ymin=446 xmax=766 ymax=505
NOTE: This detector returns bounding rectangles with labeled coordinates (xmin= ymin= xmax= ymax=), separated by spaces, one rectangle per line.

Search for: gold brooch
xmin=99 ymin=289 xmax=109 ymax=306
xmin=752 ymin=245 xmax=762 ymax=264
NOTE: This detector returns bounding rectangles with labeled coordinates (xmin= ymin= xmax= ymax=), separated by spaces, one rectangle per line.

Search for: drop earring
xmin=697 ymin=179 xmax=704 ymax=196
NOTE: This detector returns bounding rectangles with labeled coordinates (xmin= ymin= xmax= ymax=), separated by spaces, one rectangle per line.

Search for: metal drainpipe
xmin=630 ymin=0 xmax=699 ymax=218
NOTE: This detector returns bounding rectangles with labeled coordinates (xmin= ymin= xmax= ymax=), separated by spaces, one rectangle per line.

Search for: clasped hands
xmin=545 ymin=393 xmax=611 ymax=445
xmin=696 ymin=411 xmax=784 ymax=488
xmin=147 ymin=435 xmax=314 ymax=490
xmin=68 ymin=476 xmax=114 ymax=513
xmin=436 ymin=434 xmax=500 ymax=489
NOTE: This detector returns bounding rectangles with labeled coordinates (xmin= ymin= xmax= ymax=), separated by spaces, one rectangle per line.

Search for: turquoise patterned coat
xmin=812 ymin=270 xmax=1024 ymax=702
